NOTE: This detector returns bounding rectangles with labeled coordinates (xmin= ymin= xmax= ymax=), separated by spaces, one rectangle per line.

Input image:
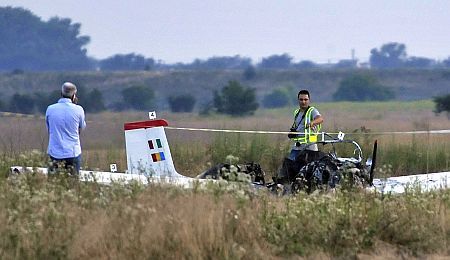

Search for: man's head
xmin=61 ymin=82 xmax=77 ymax=99
xmin=297 ymin=89 xmax=311 ymax=110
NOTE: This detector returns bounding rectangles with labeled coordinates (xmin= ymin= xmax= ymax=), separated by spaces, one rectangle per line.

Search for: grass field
xmin=0 ymin=100 xmax=449 ymax=258
xmin=0 ymin=173 xmax=448 ymax=259
xmin=1 ymin=100 xmax=448 ymax=176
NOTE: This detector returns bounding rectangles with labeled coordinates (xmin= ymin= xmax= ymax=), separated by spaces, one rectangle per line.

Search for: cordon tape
xmin=165 ymin=126 xmax=450 ymax=135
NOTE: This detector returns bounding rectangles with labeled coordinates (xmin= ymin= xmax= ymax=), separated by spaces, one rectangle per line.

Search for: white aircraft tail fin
xmin=124 ymin=119 xmax=183 ymax=178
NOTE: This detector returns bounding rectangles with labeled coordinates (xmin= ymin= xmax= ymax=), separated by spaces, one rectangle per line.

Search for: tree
xmin=168 ymin=94 xmax=196 ymax=112
xmin=294 ymin=60 xmax=316 ymax=69
xmin=443 ymin=57 xmax=450 ymax=68
xmin=192 ymin=55 xmax=252 ymax=69
xmin=369 ymin=42 xmax=407 ymax=68
xmin=263 ymin=88 xmax=291 ymax=108
xmin=334 ymin=59 xmax=357 ymax=69
xmin=404 ymin=57 xmax=435 ymax=68
xmin=0 ymin=7 xmax=92 ymax=71
xmin=258 ymin=53 xmax=293 ymax=69
xmin=433 ymin=94 xmax=450 ymax=118
xmin=0 ymin=97 xmax=4 ymax=111
xmin=8 ymin=93 xmax=35 ymax=114
xmin=213 ymin=80 xmax=258 ymax=116
xmin=99 ymin=53 xmax=155 ymax=71
xmin=243 ymin=65 xmax=256 ymax=80
xmin=82 ymin=88 xmax=106 ymax=113
xmin=121 ymin=85 xmax=155 ymax=110
xmin=34 ymin=90 xmax=62 ymax=114
xmin=333 ymin=74 xmax=395 ymax=101
xmin=167 ymin=56 xmax=252 ymax=70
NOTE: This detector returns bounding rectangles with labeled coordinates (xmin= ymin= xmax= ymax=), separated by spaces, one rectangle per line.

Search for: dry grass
xmin=0 ymin=101 xmax=449 ymax=176
xmin=0 ymin=173 xmax=448 ymax=259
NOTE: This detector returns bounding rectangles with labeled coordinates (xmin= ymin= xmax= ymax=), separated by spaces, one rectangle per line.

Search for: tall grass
xmin=0 ymin=101 xmax=449 ymax=176
xmin=0 ymin=172 xmax=448 ymax=258
xmin=0 ymin=99 xmax=449 ymax=258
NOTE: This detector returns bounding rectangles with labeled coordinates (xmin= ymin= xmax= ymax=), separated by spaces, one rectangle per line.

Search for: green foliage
xmin=243 ymin=65 xmax=256 ymax=80
xmin=167 ymin=94 xmax=196 ymax=112
xmin=262 ymin=87 xmax=291 ymax=108
xmin=0 ymin=7 xmax=92 ymax=71
xmin=433 ymin=94 xmax=450 ymax=116
xmin=0 ymin=167 xmax=449 ymax=259
xmin=379 ymin=136 xmax=450 ymax=175
xmin=187 ymin=55 xmax=252 ymax=70
xmin=293 ymin=60 xmax=316 ymax=69
xmin=213 ymin=80 xmax=259 ymax=116
xmin=261 ymin=189 xmax=449 ymax=257
xmin=333 ymin=74 xmax=395 ymax=101
xmin=8 ymin=93 xmax=35 ymax=114
xmin=370 ymin=42 xmax=407 ymax=68
xmin=121 ymin=85 xmax=155 ymax=111
xmin=82 ymin=88 xmax=106 ymax=113
xmin=13 ymin=87 xmax=105 ymax=114
xmin=443 ymin=57 xmax=450 ymax=67
xmin=258 ymin=53 xmax=293 ymax=69
xmin=34 ymin=90 xmax=60 ymax=114
xmin=404 ymin=56 xmax=435 ymax=68
xmin=99 ymin=53 xmax=154 ymax=71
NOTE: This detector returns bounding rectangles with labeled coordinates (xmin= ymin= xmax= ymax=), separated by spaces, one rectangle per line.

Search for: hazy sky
xmin=2 ymin=0 xmax=450 ymax=63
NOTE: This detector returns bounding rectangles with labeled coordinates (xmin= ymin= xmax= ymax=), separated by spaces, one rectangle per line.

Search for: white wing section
xmin=10 ymin=166 xmax=450 ymax=194
xmin=372 ymin=171 xmax=450 ymax=193
xmin=9 ymin=166 xmax=210 ymax=188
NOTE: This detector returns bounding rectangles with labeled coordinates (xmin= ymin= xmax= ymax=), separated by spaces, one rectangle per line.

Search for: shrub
xmin=243 ymin=65 xmax=256 ymax=80
xmin=82 ymin=88 xmax=106 ymax=113
xmin=168 ymin=94 xmax=196 ymax=112
xmin=121 ymin=85 xmax=155 ymax=111
xmin=333 ymin=74 xmax=395 ymax=101
xmin=213 ymin=80 xmax=259 ymax=116
xmin=433 ymin=94 xmax=450 ymax=118
xmin=34 ymin=90 xmax=60 ymax=114
xmin=8 ymin=93 xmax=35 ymax=114
xmin=263 ymin=88 xmax=291 ymax=108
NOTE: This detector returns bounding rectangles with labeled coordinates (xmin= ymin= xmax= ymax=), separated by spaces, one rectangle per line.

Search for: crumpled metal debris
xmin=197 ymin=162 xmax=265 ymax=184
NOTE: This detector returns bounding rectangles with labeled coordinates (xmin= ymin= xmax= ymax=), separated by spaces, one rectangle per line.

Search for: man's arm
xmin=78 ymin=107 xmax=87 ymax=132
xmin=309 ymin=115 xmax=323 ymax=129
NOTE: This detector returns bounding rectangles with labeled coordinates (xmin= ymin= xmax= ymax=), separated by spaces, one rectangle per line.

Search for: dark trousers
xmin=276 ymin=150 xmax=326 ymax=184
xmin=49 ymin=155 xmax=81 ymax=175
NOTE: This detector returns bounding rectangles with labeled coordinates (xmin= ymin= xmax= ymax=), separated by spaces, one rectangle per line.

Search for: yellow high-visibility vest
xmin=292 ymin=106 xmax=322 ymax=144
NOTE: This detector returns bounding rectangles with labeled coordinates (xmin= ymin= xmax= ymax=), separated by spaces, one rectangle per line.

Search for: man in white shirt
xmin=46 ymin=82 xmax=86 ymax=175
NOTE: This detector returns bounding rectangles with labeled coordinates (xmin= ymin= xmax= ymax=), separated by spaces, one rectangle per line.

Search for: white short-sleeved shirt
xmin=46 ymin=98 xmax=86 ymax=158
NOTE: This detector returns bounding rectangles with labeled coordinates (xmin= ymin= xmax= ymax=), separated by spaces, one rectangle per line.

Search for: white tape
xmin=165 ymin=126 xmax=450 ymax=135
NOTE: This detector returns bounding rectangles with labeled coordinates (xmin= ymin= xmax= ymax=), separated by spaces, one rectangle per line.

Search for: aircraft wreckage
xmin=10 ymin=118 xmax=450 ymax=194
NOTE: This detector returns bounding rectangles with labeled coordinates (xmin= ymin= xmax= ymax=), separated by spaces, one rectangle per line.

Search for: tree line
xmin=1 ymin=6 xmax=449 ymax=117
xmin=0 ymin=84 xmax=196 ymax=115
xmin=2 ymin=6 xmax=450 ymax=72
xmin=1 ymin=75 xmax=449 ymax=117
xmin=0 ymin=75 xmax=398 ymax=115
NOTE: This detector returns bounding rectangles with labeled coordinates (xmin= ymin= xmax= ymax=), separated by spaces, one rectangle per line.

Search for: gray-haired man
xmin=46 ymin=82 xmax=86 ymax=174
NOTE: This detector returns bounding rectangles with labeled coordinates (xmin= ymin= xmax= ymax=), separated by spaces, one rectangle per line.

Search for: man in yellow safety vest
xmin=287 ymin=89 xmax=324 ymax=160
xmin=273 ymin=89 xmax=324 ymax=186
